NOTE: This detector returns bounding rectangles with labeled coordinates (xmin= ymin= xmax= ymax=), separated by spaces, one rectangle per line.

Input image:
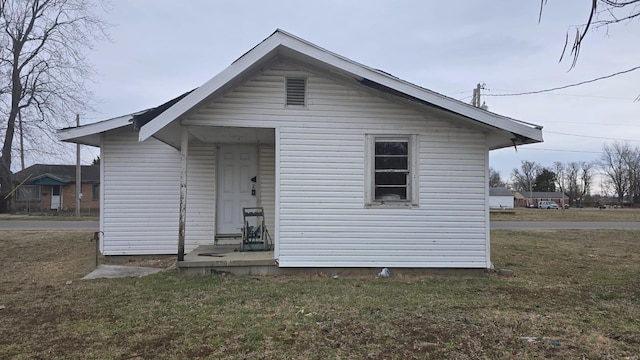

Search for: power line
xmin=519 ymin=147 xmax=601 ymax=154
xmin=483 ymin=65 xmax=640 ymax=97
xmin=546 ymin=120 xmax=640 ymax=127
xmin=488 ymin=91 xmax=635 ymax=101
xmin=545 ymin=130 xmax=640 ymax=142
xmin=446 ymin=90 xmax=472 ymax=95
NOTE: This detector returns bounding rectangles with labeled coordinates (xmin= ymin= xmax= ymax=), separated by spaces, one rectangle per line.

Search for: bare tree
xmin=489 ymin=167 xmax=506 ymax=188
xmin=552 ymin=161 xmax=568 ymax=206
xmin=511 ymin=161 xmax=540 ymax=205
xmin=580 ymin=161 xmax=594 ymax=202
xmin=625 ymin=146 xmax=640 ymax=204
xmin=566 ymin=161 xmax=594 ymax=206
xmin=565 ymin=162 xmax=581 ymax=206
xmin=599 ymin=142 xmax=631 ymax=204
xmin=0 ymin=0 xmax=107 ymax=212
xmin=540 ymin=0 xmax=640 ymax=68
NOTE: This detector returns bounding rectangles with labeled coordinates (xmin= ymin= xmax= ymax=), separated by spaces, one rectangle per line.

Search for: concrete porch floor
xmin=177 ymin=244 xmax=277 ymax=275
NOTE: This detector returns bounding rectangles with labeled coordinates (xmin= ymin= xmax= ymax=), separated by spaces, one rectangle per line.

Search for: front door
xmin=51 ymin=185 xmax=61 ymax=210
xmin=216 ymin=144 xmax=258 ymax=235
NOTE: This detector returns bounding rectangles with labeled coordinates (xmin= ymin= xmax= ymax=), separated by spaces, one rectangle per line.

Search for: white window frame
xmin=364 ymin=134 xmax=419 ymax=208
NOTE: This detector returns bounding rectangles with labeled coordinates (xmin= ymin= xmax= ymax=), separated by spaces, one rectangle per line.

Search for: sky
xmin=75 ymin=1 xmax=639 ymax=194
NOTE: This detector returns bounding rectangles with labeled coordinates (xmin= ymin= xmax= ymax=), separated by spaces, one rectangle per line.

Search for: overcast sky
xmin=79 ymin=1 xmax=639 ymax=193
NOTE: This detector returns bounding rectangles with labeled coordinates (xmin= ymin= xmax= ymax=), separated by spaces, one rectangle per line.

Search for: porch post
xmin=178 ymin=126 xmax=188 ymax=261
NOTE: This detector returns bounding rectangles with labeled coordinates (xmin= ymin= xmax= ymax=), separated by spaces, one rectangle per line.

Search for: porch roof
xmin=57 ymin=92 xmax=192 ymax=147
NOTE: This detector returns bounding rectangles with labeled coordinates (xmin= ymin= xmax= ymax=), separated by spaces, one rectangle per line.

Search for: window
xmin=365 ymin=135 xmax=418 ymax=207
xmin=92 ymin=184 xmax=100 ymax=200
xmin=15 ymin=185 xmax=40 ymax=201
xmin=285 ymin=77 xmax=306 ymax=106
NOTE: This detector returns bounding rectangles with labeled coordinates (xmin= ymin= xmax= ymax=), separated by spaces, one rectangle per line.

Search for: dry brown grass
xmin=491 ymin=207 xmax=640 ymax=221
xmin=0 ymin=214 xmax=99 ymax=221
xmin=1 ymin=229 xmax=639 ymax=359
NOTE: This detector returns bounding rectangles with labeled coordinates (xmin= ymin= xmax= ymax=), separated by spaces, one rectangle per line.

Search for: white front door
xmin=216 ymin=144 xmax=258 ymax=235
xmin=51 ymin=185 xmax=61 ymax=210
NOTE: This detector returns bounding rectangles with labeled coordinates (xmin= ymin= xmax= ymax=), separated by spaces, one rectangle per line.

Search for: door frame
xmin=50 ymin=185 xmax=61 ymax=210
xmin=215 ymin=144 xmax=258 ymax=236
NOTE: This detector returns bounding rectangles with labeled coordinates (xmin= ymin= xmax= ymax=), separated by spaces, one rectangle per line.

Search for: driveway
xmin=0 ymin=220 xmax=99 ymax=230
xmin=491 ymin=221 xmax=640 ymax=230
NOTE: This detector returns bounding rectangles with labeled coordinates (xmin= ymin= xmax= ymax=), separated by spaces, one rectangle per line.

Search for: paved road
xmin=1 ymin=220 xmax=638 ymax=231
xmin=0 ymin=220 xmax=99 ymax=230
xmin=491 ymin=221 xmax=640 ymax=230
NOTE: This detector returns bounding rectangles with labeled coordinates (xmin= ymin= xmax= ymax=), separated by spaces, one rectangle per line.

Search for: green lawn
xmin=0 ymin=230 xmax=638 ymax=359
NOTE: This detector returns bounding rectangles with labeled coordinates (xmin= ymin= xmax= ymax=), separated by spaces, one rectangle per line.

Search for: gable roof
xmin=489 ymin=187 xmax=514 ymax=197
xmin=138 ymin=29 xmax=542 ymax=148
xmin=12 ymin=164 xmax=100 ymax=185
xmin=58 ymin=29 xmax=543 ymax=149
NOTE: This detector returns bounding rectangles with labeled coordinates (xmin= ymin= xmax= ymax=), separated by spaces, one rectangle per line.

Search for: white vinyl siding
xmin=185 ymin=142 xmax=216 ymax=251
xmin=102 ymin=130 xmax=180 ymax=255
xmin=102 ymin=132 xmax=215 ymax=255
xmin=183 ymin=62 xmax=490 ymax=268
xmin=259 ymin=144 xmax=276 ymax=238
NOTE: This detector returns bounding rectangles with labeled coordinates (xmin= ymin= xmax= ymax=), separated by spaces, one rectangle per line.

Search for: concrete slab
xmin=178 ymin=244 xmax=276 ymax=275
xmin=82 ymin=265 xmax=164 ymax=279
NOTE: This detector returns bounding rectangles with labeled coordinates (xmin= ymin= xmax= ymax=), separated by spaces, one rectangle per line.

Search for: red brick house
xmin=514 ymin=191 xmax=569 ymax=208
xmin=11 ymin=164 xmax=100 ymax=214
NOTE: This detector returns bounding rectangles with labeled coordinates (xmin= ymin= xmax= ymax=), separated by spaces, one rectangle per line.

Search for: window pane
xmin=375 ymin=141 xmax=407 ymax=156
xmin=375 ymin=156 xmax=408 ymax=170
xmin=375 ymin=187 xmax=407 ymax=200
xmin=375 ymin=172 xmax=407 ymax=186
xmin=16 ymin=185 xmax=39 ymax=200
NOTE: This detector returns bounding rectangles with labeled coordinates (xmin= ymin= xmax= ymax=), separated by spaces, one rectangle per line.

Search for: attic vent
xmin=286 ymin=77 xmax=306 ymax=106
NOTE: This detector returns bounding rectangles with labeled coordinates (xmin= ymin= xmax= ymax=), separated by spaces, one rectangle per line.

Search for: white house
xmin=489 ymin=187 xmax=515 ymax=209
xmin=58 ymin=30 xmax=543 ymax=269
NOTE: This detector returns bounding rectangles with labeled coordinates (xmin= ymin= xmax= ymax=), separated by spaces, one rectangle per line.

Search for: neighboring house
xmin=58 ymin=30 xmax=543 ymax=269
xmin=489 ymin=187 xmax=514 ymax=209
xmin=515 ymin=192 xmax=569 ymax=208
xmin=11 ymin=164 xmax=100 ymax=213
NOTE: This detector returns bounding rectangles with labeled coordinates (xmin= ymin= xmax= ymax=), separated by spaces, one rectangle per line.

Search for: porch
xmin=177 ymin=244 xmax=277 ymax=275
xmin=176 ymin=125 xmax=276 ymax=262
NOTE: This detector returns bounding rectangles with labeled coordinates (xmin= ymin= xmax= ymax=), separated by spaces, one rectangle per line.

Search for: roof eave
xmin=57 ymin=113 xmax=141 ymax=146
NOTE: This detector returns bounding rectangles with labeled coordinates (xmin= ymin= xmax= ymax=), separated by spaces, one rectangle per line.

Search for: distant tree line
xmin=600 ymin=142 xmax=640 ymax=204
xmin=506 ymin=160 xmax=593 ymax=206
xmin=490 ymin=141 xmax=640 ymax=206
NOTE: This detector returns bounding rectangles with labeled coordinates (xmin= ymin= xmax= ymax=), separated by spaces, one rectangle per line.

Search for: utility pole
xmin=471 ymin=83 xmax=487 ymax=108
xmin=75 ymin=114 xmax=81 ymax=218
xmin=471 ymin=86 xmax=477 ymax=107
